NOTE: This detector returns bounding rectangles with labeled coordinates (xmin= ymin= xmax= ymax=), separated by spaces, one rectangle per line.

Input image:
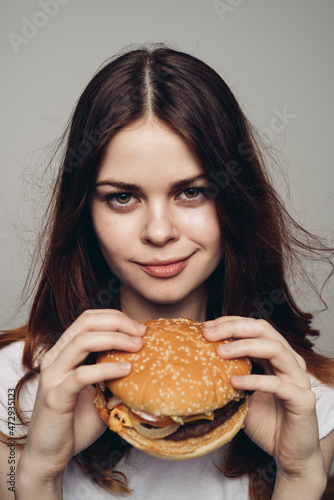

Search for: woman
xmin=1 ymin=44 xmax=334 ymax=500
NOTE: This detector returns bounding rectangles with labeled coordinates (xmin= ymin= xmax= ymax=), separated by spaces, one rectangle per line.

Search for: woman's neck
xmin=120 ymin=286 xmax=208 ymax=322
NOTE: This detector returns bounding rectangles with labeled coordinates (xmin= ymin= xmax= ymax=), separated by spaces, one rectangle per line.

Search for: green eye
xmin=184 ymin=188 xmax=200 ymax=198
xmin=116 ymin=193 xmax=131 ymax=204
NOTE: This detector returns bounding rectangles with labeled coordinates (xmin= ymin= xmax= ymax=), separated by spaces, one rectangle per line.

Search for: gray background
xmin=1 ymin=0 xmax=333 ymax=358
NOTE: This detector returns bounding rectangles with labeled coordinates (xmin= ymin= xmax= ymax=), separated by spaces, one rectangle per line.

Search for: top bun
xmin=97 ymin=317 xmax=251 ymax=416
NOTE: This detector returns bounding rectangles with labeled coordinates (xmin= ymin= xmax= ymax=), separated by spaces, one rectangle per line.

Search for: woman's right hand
xmin=17 ymin=309 xmax=146 ymax=484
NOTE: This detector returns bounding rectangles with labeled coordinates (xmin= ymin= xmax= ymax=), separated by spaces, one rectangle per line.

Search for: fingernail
xmin=135 ymin=322 xmax=146 ymax=332
xmin=203 ymin=320 xmax=215 ymax=327
xmin=218 ymin=343 xmax=231 ymax=353
xmin=131 ymin=336 xmax=143 ymax=344
xmin=203 ymin=325 xmax=216 ymax=334
xmin=119 ymin=362 xmax=131 ymax=371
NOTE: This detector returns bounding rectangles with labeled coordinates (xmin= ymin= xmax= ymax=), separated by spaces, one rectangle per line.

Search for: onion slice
xmin=106 ymin=396 xmax=122 ymax=411
xmin=131 ymin=408 xmax=176 ymax=427
xmin=132 ymin=419 xmax=180 ymax=439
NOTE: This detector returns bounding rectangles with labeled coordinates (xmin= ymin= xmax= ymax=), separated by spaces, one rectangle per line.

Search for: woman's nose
xmin=140 ymin=202 xmax=180 ymax=246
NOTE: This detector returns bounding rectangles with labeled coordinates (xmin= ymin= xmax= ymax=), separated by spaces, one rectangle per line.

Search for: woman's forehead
xmin=97 ymin=118 xmax=205 ymax=183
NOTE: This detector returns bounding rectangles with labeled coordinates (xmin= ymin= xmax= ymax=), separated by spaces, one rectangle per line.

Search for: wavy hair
xmin=1 ymin=43 xmax=334 ymax=499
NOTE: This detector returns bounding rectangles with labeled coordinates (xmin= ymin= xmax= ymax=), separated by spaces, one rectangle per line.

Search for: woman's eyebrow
xmin=95 ymin=180 xmax=140 ymax=190
xmin=95 ymin=174 xmax=207 ymax=190
xmin=170 ymin=174 xmax=207 ymax=190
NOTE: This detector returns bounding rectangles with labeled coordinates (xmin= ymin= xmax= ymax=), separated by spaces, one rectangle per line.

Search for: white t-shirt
xmin=1 ymin=341 xmax=334 ymax=499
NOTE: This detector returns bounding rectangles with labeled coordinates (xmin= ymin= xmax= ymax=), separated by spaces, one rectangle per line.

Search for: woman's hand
xmin=202 ymin=317 xmax=326 ymax=484
xmin=18 ymin=309 xmax=146 ymax=483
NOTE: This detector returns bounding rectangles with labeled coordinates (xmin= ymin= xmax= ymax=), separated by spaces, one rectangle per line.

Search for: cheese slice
xmin=171 ymin=412 xmax=214 ymax=425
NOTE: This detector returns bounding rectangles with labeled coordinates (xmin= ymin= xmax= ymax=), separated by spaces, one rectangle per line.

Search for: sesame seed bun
xmin=95 ymin=317 xmax=251 ymax=460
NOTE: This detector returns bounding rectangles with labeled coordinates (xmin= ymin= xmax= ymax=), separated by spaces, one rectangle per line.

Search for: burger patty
xmin=163 ymin=399 xmax=245 ymax=441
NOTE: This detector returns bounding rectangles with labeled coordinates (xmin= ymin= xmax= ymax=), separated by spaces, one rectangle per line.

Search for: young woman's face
xmin=90 ymin=118 xmax=223 ymax=320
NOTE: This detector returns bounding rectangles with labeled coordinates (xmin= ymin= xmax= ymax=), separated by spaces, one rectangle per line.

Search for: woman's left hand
xmin=202 ymin=316 xmax=324 ymax=479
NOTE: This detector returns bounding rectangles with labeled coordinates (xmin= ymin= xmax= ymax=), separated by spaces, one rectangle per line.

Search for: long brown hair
xmin=1 ymin=43 xmax=334 ymax=499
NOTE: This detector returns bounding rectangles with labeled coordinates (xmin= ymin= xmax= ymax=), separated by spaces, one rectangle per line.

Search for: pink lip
xmin=136 ymin=257 xmax=190 ymax=278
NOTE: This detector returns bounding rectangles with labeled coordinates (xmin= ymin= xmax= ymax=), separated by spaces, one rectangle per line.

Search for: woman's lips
xmin=137 ymin=257 xmax=190 ymax=278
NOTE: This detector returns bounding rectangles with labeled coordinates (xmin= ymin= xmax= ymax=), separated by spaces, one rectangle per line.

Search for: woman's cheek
xmin=180 ymin=205 xmax=221 ymax=236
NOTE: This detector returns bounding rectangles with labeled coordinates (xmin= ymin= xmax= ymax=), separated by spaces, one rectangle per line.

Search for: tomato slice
xmin=130 ymin=408 xmax=175 ymax=427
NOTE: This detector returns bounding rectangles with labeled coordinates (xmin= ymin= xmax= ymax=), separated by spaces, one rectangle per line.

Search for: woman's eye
xmin=115 ymin=193 xmax=132 ymax=204
xmin=103 ymin=192 xmax=137 ymax=208
xmin=183 ymin=188 xmax=200 ymax=198
xmin=179 ymin=187 xmax=207 ymax=202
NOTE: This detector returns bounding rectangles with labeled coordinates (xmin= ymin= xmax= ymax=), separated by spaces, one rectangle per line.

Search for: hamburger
xmin=94 ymin=317 xmax=251 ymax=460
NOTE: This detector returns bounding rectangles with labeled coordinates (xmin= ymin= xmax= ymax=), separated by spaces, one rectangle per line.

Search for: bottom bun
xmin=118 ymin=397 xmax=248 ymax=461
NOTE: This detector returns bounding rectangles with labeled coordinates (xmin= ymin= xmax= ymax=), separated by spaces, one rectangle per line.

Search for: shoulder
xmin=0 ymin=341 xmax=38 ymax=437
xmin=0 ymin=341 xmax=26 ymax=382
xmin=310 ymin=375 xmax=334 ymax=439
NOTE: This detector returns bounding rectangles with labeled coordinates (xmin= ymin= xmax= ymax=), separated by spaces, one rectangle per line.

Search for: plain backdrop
xmin=0 ymin=0 xmax=333 ymax=359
